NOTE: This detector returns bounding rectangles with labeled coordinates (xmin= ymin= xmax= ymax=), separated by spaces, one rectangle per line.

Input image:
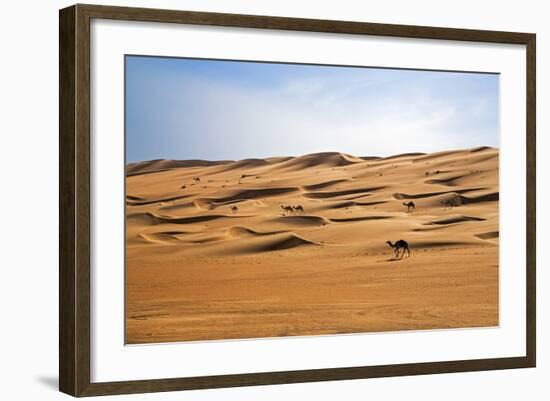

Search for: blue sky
xmin=125 ymin=56 xmax=499 ymax=163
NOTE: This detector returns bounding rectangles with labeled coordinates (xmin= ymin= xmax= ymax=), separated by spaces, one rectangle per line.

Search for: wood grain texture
xmin=80 ymin=356 xmax=532 ymax=396
xmin=59 ymin=5 xmax=76 ymax=396
xmin=78 ymin=3 xmax=533 ymax=43
xmin=525 ymin=34 xmax=536 ymax=367
xmin=75 ymin=4 xmax=92 ymax=396
xmin=59 ymin=3 xmax=536 ymax=397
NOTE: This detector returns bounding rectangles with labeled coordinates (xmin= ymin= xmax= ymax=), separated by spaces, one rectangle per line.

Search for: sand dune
xmin=126 ymin=211 xmax=159 ymax=225
xmin=380 ymin=152 xmax=427 ymax=160
xmin=392 ymin=187 xmax=485 ymax=200
xmin=213 ymin=158 xmax=272 ymax=172
xmin=330 ymin=200 xmax=388 ymax=209
xmin=126 ymin=193 xmax=194 ymax=206
xmin=270 ymin=215 xmax=331 ymax=226
xmin=424 ymin=173 xmax=470 ymax=186
xmin=126 ymin=146 xmax=499 ymax=344
xmin=151 ymin=213 xmax=249 ymax=225
xmin=303 ymin=179 xmax=351 ymax=191
xmin=126 ymin=158 xmax=231 ymax=176
xmin=273 ymin=152 xmax=362 ymax=170
xmin=138 ymin=231 xmax=190 ymax=244
xmin=226 ymin=226 xmax=287 ymax=237
xmin=426 ymin=215 xmax=487 ymax=225
xmin=234 ymin=233 xmax=320 ymax=254
xmin=470 ymin=146 xmax=493 ymax=152
xmin=304 ymin=186 xmax=385 ymax=199
xmin=330 ymin=215 xmax=392 ymax=223
xmin=210 ymin=187 xmax=300 ymax=203
xmin=459 ymin=192 xmax=499 ymax=204
xmin=475 ymin=231 xmax=499 ymax=239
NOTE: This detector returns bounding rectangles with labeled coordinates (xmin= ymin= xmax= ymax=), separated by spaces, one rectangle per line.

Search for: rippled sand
xmin=125 ymin=147 xmax=499 ymax=344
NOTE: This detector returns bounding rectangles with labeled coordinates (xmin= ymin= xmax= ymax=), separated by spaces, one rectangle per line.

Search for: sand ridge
xmin=126 ymin=146 xmax=499 ymax=344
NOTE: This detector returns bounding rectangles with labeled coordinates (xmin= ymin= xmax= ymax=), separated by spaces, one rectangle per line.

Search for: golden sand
xmin=125 ymin=147 xmax=499 ymax=344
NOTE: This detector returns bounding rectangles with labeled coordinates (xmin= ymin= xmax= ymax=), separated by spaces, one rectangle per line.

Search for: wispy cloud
xmin=126 ymin=57 xmax=499 ymax=162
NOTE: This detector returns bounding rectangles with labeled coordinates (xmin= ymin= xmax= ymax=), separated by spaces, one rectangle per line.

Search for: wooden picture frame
xmin=59 ymin=3 xmax=536 ymax=397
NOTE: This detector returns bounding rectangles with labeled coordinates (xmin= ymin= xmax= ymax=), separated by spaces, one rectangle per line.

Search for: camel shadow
xmin=376 ymin=257 xmax=403 ymax=263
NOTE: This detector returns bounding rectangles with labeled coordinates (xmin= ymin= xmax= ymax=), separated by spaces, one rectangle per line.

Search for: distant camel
xmin=293 ymin=205 xmax=304 ymax=214
xmin=386 ymin=240 xmax=410 ymax=259
xmin=442 ymin=200 xmax=454 ymax=210
xmin=192 ymin=177 xmax=200 ymax=182
xmin=403 ymin=201 xmax=416 ymax=213
xmin=230 ymin=205 xmax=238 ymax=214
xmin=280 ymin=205 xmax=294 ymax=216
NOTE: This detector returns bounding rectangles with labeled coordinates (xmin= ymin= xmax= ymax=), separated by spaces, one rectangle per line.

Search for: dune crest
xmin=126 ymin=146 xmax=499 ymax=344
xmin=126 ymin=158 xmax=232 ymax=176
xmin=427 ymin=215 xmax=487 ymax=225
xmin=273 ymin=152 xmax=362 ymax=170
xmin=235 ymin=233 xmax=320 ymax=253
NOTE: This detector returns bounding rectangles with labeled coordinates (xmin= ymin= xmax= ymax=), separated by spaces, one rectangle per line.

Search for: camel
xmin=192 ymin=177 xmax=200 ymax=182
xmin=386 ymin=240 xmax=410 ymax=259
xmin=280 ymin=205 xmax=294 ymax=215
xmin=442 ymin=200 xmax=454 ymax=210
xmin=230 ymin=205 xmax=238 ymax=214
xmin=293 ymin=205 xmax=304 ymax=214
xmin=403 ymin=201 xmax=416 ymax=213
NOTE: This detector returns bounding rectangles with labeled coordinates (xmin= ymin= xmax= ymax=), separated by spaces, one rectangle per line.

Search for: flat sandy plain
xmin=125 ymin=146 xmax=499 ymax=344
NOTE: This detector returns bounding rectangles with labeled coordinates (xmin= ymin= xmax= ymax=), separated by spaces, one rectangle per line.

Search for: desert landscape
xmin=125 ymin=146 xmax=499 ymax=344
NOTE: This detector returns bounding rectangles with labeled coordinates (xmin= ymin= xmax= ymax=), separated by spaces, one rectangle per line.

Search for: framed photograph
xmin=59 ymin=4 xmax=536 ymax=397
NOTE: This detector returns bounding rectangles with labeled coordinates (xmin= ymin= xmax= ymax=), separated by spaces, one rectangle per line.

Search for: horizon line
xmin=126 ymin=145 xmax=498 ymax=165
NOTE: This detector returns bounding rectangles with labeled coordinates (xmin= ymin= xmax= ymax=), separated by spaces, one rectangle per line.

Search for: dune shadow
xmin=304 ymin=186 xmax=385 ymax=199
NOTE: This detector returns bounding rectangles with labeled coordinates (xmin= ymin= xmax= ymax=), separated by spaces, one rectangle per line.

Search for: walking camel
xmin=386 ymin=240 xmax=411 ymax=259
xmin=230 ymin=205 xmax=238 ymax=214
xmin=293 ymin=205 xmax=304 ymax=214
xmin=403 ymin=201 xmax=416 ymax=213
xmin=280 ymin=205 xmax=294 ymax=216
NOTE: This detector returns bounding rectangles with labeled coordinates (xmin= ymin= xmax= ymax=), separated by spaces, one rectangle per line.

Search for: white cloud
xmin=127 ymin=66 xmax=499 ymax=161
